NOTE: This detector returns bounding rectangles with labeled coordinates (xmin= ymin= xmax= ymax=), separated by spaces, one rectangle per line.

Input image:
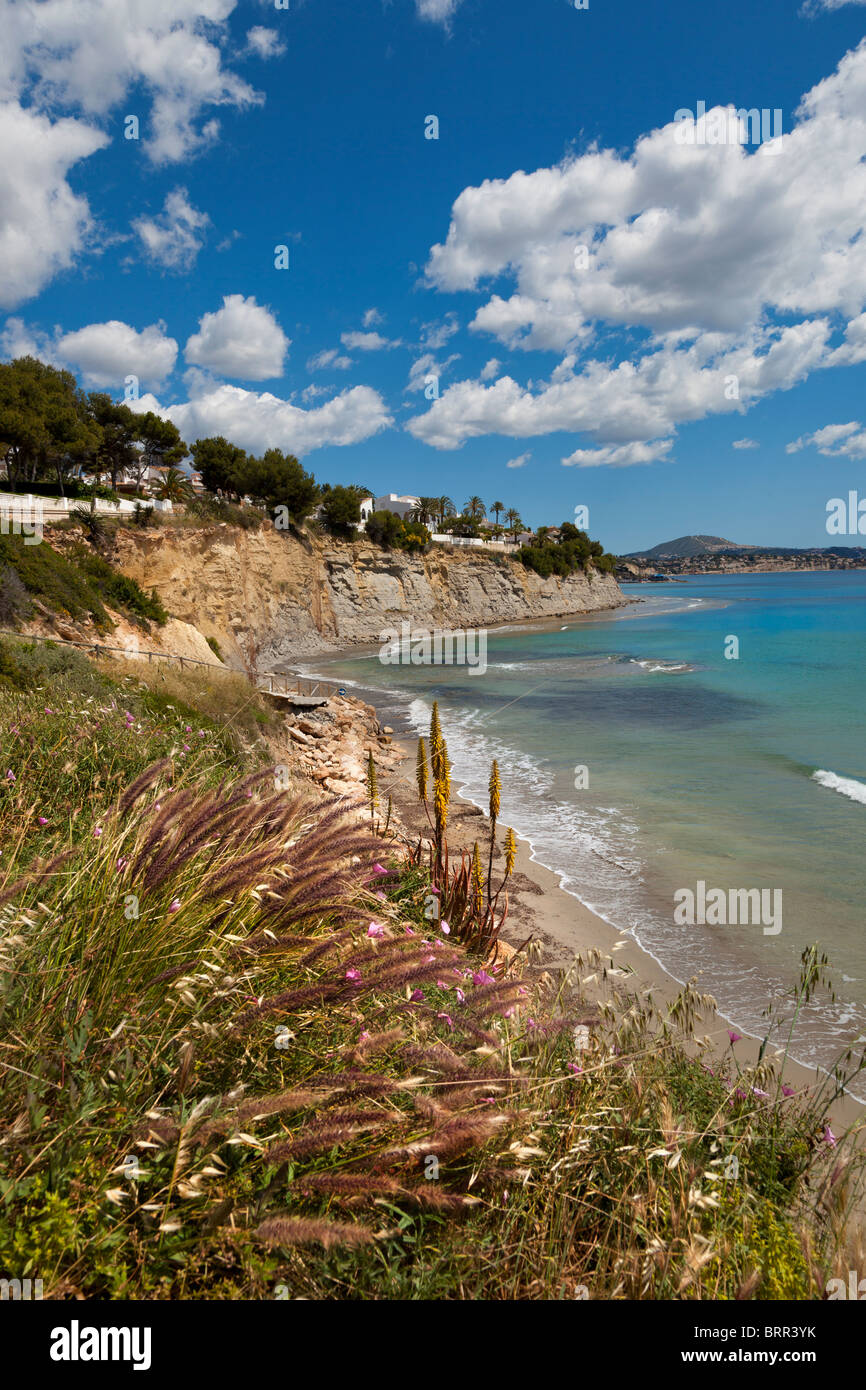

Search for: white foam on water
xmin=629 ymin=658 xmax=692 ymax=673
xmin=812 ymin=770 xmax=866 ymax=805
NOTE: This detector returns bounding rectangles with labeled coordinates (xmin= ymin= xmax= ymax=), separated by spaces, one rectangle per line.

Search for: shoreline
xmin=276 ymin=597 xmax=866 ymax=1141
xmin=277 ymin=594 xmax=636 ymax=665
xmin=380 ymin=730 xmax=866 ymax=1140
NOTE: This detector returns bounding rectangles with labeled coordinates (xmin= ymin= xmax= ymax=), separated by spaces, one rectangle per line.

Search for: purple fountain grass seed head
xmin=255 ymin=1216 xmax=373 ymax=1250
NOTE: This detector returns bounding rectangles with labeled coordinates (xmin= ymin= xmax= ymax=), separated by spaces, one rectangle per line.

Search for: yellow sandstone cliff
xmin=113 ymin=523 xmax=625 ymax=671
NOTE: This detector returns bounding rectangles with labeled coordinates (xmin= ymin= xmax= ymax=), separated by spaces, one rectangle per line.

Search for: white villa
xmin=370 ymin=493 xmax=421 ymax=520
xmin=352 ymin=494 xmax=420 ymax=528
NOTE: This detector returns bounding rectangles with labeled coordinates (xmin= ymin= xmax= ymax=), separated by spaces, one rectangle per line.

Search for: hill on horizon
xmin=625 ymin=534 xmax=757 ymax=560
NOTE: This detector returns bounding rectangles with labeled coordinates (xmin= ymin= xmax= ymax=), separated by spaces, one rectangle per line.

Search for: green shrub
xmin=0 ymin=565 xmax=31 ymax=626
xmin=518 ymin=523 xmax=617 ymax=579
xmin=71 ymin=546 xmax=167 ymax=625
xmin=365 ymin=510 xmax=430 ymax=552
xmin=0 ymin=636 xmax=94 ymax=691
xmin=182 ymin=496 xmax=264 ymax=531
xmin=0 ymin=532 xmax=110 ymax=627
xmin=0 ymin=533 xmax=166 ymax=629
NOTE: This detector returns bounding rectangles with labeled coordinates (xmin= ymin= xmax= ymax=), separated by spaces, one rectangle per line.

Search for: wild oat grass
xmin=95 ymin=659 xmax=279 ymax=744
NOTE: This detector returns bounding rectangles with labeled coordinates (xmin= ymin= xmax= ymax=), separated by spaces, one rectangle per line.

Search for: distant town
xmin=617 ymin=534 xmax=866 ymax=580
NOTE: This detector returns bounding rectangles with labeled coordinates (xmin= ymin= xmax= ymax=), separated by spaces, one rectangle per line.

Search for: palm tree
xmin=410 ymin=496 xmax=438 ymax=526
xmin=464 ymin=495 xmax=486 ymax=524
xmin=154 ymin=466 xmax=194 ymax=503
xmin=434 ymin=495 xmax=456 ymax=529
xmin=490 ymin=499 xmax=505 ymax=534
xmin=505 ymin=507 xmax=523 ymax=538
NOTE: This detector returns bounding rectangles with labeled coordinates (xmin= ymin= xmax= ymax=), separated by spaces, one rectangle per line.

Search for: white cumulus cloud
xmin=307 ymin=348 xmax=353 ymax=372
xmin=409 ymin=320 xmax=829 ymax=452
xmin=131 ymin=382 xmax=393 ymax=456
xmin=732 ymin=438 xmax=760 ymax=449
xmin=409 ymin=41 xmax=866 ymax=461
xmin=185 ymin=295 xmax=289 ymax=380
xmin=0 ymin=104 xmax=107 ymax=310
xmin=0 ymin=2 xmax=271 ymax=308
xmin=787 ymin=421 xmax=866 ymax=457
xmin=415 ymin=0 xmax=463 ymax=26
xmin=802 ymin=0 xmax=866 ymax=11
xmin=3 ymin=0 xmax=262 ymax=167
xmin=340 ymin=330 xmax=399 ymax=351
xmin=132 ymin=188 xmax=210 ymax=270
xmin=562 ymin=439 xmax=674 ymax=469
xmin=407 ymin=351 xmax=460 ymax=393
xmin=55 ymin=320 xmax=178 ymax=388
xmin=506 ymin=452 xmax=531 ymax=469
xmin=245 ymin=27 xmax=286 ymax=59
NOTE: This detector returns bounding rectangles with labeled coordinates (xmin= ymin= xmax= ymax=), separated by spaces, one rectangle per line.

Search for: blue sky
xmin=2 ymin=0 xmax=866 ymax=551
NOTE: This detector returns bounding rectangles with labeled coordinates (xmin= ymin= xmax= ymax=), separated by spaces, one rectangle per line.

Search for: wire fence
xmin=0 ymin=628 xmax=346 ymax=701
xmin=0 ymin=628 xmax=227 ymax=672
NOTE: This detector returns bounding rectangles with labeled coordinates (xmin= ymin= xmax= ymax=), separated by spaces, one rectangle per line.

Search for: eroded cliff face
xmin=113 ymin=524 xmax=625 ymax=670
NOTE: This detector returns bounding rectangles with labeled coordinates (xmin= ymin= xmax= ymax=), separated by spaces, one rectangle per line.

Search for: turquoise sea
xmin=301 ymin=572 xmax=866 ymax=1093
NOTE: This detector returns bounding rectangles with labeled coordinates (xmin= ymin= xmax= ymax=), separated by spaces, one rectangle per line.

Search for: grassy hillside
xmin=0 ymin=640 xmax=861 ymax=1300
xmin=0 ymin=532 xmax=166 ymax=631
